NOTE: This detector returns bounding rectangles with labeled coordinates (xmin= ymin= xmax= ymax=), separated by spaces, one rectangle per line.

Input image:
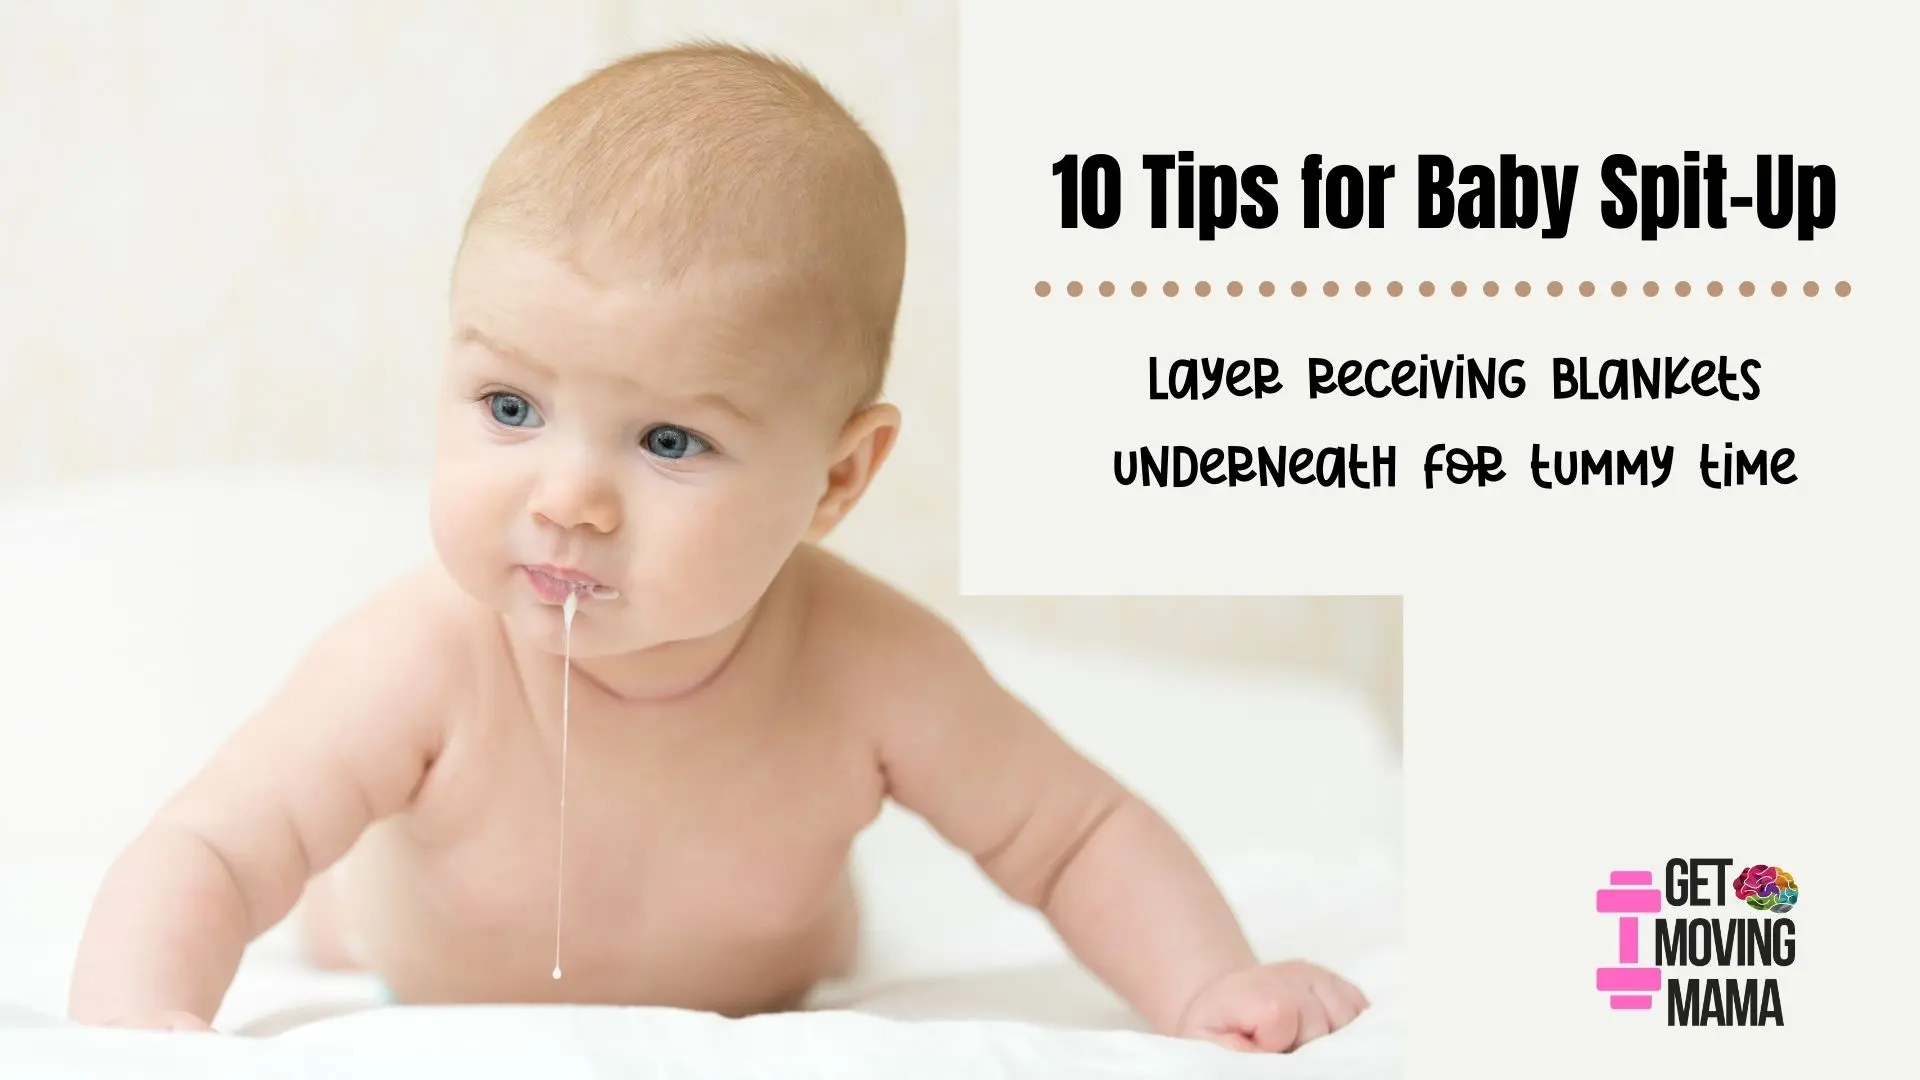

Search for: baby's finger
xmin=1347 ymin=981 xmax=1372 ymax=1013
xmin=1329 ymin=976 xmax=1370 ymax=1014
xmin=1201 ymin=1029 xmax=1259 ymax=1053
xmin=1312 ymin=979 xmax=1360 ymax=1031
xmin=1278 ymin=996 xmax=1329 ymax=1051
xmin=1253 ymin=998 xmax=1308 ymax=1053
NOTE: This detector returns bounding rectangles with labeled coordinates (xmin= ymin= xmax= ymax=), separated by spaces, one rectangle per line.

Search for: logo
xmin=1733 ymin=864 xmax=1797 ymax=912
xmin=1594 ymin=859 xmax=1798 ymax=1027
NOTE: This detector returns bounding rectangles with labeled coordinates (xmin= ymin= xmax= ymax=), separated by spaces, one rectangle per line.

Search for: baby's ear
xmin=807 ymin=402 xmax=901 ymax=541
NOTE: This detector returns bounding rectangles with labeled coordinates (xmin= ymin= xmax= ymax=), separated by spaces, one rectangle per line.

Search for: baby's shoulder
xmin=251 ymin=561 xmax=489 ymax=747
xmin=308 ymin=560 xmax=492 ymax=687
xmin=792 ymin=546 xmax=948 ymax=646
xmin=788 ymin=546 xmax=988 ymax=696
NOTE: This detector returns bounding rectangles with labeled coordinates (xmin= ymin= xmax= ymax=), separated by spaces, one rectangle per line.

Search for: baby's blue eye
xmin=488 ymin=393 xmax=541 ymax=428
xmin=644 ymin=425 xmax=709 ymax=460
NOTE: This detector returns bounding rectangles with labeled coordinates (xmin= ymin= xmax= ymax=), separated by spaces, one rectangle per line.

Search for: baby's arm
xmin=68 ymin=574 xmax=458 ymax=1029
xmin=876 ymin=617 xmax=1366 ymax=1050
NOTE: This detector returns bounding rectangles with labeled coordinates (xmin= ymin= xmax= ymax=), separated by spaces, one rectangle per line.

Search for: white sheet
xmin=0 ymin=469 xmax=1403 ymax=1076
xmin=1 ymin=1007 xmax=1400 ymax=1080
xmin=0 ymin=845 xmax=1403 ymax=1076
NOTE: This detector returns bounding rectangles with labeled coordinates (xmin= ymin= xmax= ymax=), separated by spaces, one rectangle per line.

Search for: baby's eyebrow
xmin=458 ymin=323 xmax=756 ymax=425
xmin=663 ymin=385 xmax=756 ymax=426
xmin=617 ymin=345 xmax=764 ymax=426
xmin=456 ymin=325 xmax=551 ymax=376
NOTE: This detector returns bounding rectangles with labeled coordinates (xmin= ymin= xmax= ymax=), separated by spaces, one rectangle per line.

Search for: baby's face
xmin=430 ymin=231 xmax=857 ymax=658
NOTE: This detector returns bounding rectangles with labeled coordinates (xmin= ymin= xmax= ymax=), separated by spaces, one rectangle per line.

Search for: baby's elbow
xmin=145 ymin=811 xmax=304 ymax=939
xmin=981 ymin=788 xmax=1133 ymax=913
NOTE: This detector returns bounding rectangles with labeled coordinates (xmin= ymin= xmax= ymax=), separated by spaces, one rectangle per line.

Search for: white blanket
xmin=1 ymin=1005 xmax=1399 ymax=1079
xmin=0 ymin=846 xmax=1402 ymax=1077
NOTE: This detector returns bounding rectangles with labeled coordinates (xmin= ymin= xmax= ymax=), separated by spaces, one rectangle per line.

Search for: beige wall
xmin=0 ymin=2 xmax=1400 ymax=744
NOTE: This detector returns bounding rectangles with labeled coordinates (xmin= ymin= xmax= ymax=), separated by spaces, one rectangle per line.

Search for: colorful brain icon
xmin=1734 ymin=864 xmax=1797 ymax=913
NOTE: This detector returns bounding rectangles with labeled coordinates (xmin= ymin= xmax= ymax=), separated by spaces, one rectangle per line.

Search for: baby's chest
xmin=417 ymin=708 xmax=882 ymax=944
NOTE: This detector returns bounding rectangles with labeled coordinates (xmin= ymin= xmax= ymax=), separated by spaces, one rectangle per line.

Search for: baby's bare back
xmin=328 ymin=552 xmax=886 ymax=1015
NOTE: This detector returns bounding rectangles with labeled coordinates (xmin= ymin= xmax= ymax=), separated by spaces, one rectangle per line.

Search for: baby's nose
xmin=530 ymin=463 xmax=621 ymax=535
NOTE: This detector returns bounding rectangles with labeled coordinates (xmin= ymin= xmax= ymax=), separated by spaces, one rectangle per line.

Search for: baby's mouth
xmin=525 ymin=566 xmax=622 ymax=604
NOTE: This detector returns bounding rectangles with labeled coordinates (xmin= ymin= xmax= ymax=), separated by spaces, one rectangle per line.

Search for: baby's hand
xmin=1176 ymin=960 xmax=1368 ymax=1053
xmin=101 ymin=1010 xmax=214 ymax=1033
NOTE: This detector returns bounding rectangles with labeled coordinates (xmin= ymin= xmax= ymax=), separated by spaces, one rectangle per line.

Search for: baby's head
xmin=429 ymin=43 xmax=906 ymax=658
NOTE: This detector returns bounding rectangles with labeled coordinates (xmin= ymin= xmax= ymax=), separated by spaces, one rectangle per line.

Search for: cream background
xmin=960 ymin=0 xmax=1915 ymax=1076
xmin=0 ymin=1 xmax=1401 ymax=743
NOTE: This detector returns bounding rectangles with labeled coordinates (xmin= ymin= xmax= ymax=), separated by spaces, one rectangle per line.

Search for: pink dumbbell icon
xmin=1595 ymin=870 xmax=1662 ymax=1009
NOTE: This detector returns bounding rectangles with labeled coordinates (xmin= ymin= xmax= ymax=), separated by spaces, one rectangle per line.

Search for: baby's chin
xmin=505 ymin=601 xmax=640 ymax=656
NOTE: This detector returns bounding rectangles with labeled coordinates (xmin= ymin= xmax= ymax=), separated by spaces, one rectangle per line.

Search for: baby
xmin=67 ymin=44 xmax=1367 ymax=1053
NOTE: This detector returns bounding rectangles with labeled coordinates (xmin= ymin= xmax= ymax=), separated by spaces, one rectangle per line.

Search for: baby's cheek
xmin=655 ymin=528 xmax=772 ymax=609
xmin=652 ymin=503 xmax=795 ymax=612
xmin=428 ymin=482 xmax=470 ymax=569
xmin=430 ymin=467 xmax=512 ymax=587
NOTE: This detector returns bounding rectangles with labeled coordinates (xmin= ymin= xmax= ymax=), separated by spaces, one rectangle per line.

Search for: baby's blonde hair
xmin=461 ymin=42 xmax=907 ymax=410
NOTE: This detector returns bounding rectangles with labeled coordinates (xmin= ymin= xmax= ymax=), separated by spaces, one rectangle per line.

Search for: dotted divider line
xmin=1034 ymin=279 xmax=1852 ymax=298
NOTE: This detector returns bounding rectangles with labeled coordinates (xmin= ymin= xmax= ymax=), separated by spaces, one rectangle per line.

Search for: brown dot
xmin=1515 ymin=281 xmax=1532 ymax=297
xmin=1065 ymin=280 xmax=1083 ymax=297
xmin=1579 ymin=281 xmax=1595 ymax=297
xmin=1482 ymin=281 xmax=1499 ymax=297
xmin=1706 ymin=281 xmax=1723 ymax=296
xmin=1131 ymin=281 xmax=1147 ymax=297
xmin=1194 ymin=281 xmax=1211 ymax=297
xmin=1226 ymin=280 xmax=1243 ymax=297
xmin=1450 ymin=280 xmax=1467 ymax=297
xmin=1610 ymin=280 xmax=1627 ymax=297
xmin=1835 ymin=280 xmax=1851 ymax=297
xmin=1738 ymin=281 xmax=1754 ymax=297
xmin=1162 ymin=280 xmax=1179 ymax=297
xmin=1322 ymin=280 xmax=1339 ymax=297
xmin=1770 ymin=280 xmax=1786 ymax=297
xmin=1642 ymin=281 xmax=1658 ymax=297
xmin=1386 ymin=281 xmax=1403 ymax=297
xmin=1675 ymin=281 xmax=1692 ymax=297
xmin=1098 ymin=280 xmax=1115 ymax=297
xmin=1291 ymin=281 xmax=1308 ymax=297
xmin=1418 ymin=281 xmax=1435 ymax=297
xmin=1802 ymin=280 xmax=1818 ymax=297
xmin=1546 ymin=281 xmax=1564 ymax=297
xmin=1259 ymin=280 xmax=1275 ymax=297
xmin=1354 ymin=281 xmax=1372 ymax=297
xmin=1034 ymin=281 xmax=1051 ymax=297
